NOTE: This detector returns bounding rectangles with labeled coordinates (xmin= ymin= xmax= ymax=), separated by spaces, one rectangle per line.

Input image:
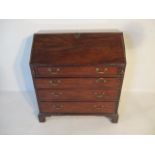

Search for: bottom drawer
xmin=39 ymin=102 xmax=116 ymax=114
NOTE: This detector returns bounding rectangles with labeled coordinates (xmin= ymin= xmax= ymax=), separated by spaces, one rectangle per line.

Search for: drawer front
xmin=37 ymin=89 xmax=119 ymax=101
xmin=35 ymin=66 xmax=124 ymax=77
xmin=35 ymin=77 xmax=122 ymax=89
xmin=39 ymin=101 xmax=115 ymax=114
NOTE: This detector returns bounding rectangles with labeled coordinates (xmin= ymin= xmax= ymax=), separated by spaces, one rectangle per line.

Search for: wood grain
xmin=35 ymin=65 xmax=124 ymax=77
xmin=29 ymin=32 xmax=126 ymax=123
xmin=37 ymin=89 xmax=119 ymax=101
xmin=34 ymin=77 xmax=122 ymax=89
xmin=39 ymin=101 xmax=115 ymax=113
xmin=30 ymin=33 xmax=126 ymax=65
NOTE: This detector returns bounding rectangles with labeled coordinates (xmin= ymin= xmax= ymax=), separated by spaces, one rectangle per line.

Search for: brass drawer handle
xmin=96 ymin=78 xmax=107 ymax=83
xmin=51 ymin=92 xmax=63 ymax=97
xmin=94 ymin=105 xmax=105 ymax=110
xmin=49 ymin=80 xmax=61 ymax=86
xmin=94 ymin=92 xmax=105 ymax=98
xmin=48 ymin=68 xmax=60 ymax=74
xmin=53 ymin=104 xmax=63 ymax=110
xmin=96 ymin=67 xmax=108 ymax=74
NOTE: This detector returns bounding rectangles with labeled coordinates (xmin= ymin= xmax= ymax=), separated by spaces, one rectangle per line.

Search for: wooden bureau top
xmin=30 ymin=32 xmax=126 ymax=66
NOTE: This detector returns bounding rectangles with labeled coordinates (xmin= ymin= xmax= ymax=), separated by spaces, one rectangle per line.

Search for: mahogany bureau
xmin=29 ymin=32 xmax=126 ymax=123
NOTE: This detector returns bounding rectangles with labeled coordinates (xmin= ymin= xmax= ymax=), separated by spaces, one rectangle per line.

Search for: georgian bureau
xmin=30 ymin=32 xmax=126 ymax=123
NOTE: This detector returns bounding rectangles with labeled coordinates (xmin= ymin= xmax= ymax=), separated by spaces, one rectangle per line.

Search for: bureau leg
xmin=38 ymin=113 xmax=46 ymax=122
xmin=111 ymin=113 xmax=119 ymax=123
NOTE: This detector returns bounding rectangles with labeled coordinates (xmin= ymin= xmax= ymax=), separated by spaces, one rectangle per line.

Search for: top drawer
xmin=33 ymin=65 xmax=124 ymax=77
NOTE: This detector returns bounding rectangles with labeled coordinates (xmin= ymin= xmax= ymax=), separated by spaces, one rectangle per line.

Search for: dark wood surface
xmin=35 ymin=65 xmax=124 ymax=77
xmin=39 ymin=101 xmax=115 ymax=113
xmin=34 ymin=77 xmax=122 ymax=89
xmin=37 ymin=89 xmax=119 ymax=101
xmin=30 ymin=33 xmax=126 ymax=65
xmin=30 ymin=32 xmax=126 ymax=123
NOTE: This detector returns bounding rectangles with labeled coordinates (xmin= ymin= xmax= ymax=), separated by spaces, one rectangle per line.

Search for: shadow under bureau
xmin=30 ymin=32 xmax=126 ymax=123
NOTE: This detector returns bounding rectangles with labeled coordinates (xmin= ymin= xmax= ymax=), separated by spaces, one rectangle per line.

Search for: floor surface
xmin=0 ymin=91 xmax=155 ymax=134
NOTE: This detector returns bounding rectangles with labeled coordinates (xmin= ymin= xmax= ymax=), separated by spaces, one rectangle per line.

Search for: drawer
xmin=37 ymin=89 xmax=119 ymax=101
xmin=35 ymin=66 xmax=124 ymax=77
xmin=35 ymin=77 xmax=122 ymax=89
xmin=39 ymin=101 xmax=115 ymax=114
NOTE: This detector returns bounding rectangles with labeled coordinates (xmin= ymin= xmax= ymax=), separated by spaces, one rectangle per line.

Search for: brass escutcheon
xmin=74 ymin=33 xmax=81 ymax=39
